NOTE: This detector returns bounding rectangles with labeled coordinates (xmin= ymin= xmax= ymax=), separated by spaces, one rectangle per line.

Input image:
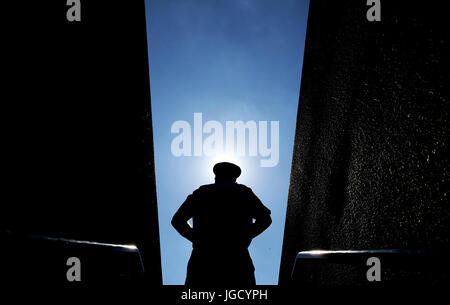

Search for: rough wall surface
xmin=280 ymin=0 xmax=449 ymax=285
xmin=2 ymin=1 xmax=162 ymax=284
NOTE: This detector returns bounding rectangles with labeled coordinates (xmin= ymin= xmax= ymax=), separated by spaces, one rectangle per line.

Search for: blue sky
xmin=145 ymin=0 xmax=309 ymax=284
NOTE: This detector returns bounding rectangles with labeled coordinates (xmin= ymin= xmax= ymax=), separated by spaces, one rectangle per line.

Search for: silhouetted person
xmin=172 ymin=162 xmax=272 ymax=287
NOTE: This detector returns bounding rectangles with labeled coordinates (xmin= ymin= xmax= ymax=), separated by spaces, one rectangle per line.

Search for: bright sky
xmin=145 ymin=0 xmax=309 ymax=284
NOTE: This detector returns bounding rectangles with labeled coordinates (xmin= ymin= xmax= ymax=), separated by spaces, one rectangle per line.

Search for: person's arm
xmin=247 ymin=189 xmax=272 ymax=239
xmin=171 ymin=194 xmax=195 ymax=243
xmin=249 ymin=212 xmax=272 ymax=239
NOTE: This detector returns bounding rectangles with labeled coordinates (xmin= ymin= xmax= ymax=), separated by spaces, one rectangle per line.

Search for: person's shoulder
xmin=199 ymin=183 xmax=215 ymax=189
xmin=195 ymin=184 xmax=215 ymax=192
xmin=235 ymin=183 xmax=253 ymax=192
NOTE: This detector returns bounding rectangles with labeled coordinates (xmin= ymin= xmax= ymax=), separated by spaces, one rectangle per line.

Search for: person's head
xmin=213 ymin=162 xmax=241 ymax=183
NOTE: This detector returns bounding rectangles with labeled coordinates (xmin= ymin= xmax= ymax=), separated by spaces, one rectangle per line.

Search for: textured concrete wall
xmin=2 ymin=1 xmax=161 ymax=284
xmin=280 ymin=0 xmax=449 ymax=285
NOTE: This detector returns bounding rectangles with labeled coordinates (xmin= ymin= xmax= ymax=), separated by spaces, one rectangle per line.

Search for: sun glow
xmin=203 ymin=153 xmax=249 ymax=182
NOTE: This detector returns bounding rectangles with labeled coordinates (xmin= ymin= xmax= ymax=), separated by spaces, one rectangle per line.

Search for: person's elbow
xmin=265 ymin=214 xmax=272 ymax=228
xmin=171 ymin=214 xmax=180 ymax=229
xmin=172 ymin=213 xmax=189 ymax=231
xmin=256 ymin=214 xmax=272 ymax=230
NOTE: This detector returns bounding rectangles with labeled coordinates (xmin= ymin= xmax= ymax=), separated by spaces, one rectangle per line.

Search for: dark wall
xmin=2 ymin=1 xmax=161 ymax=284
xmin=280 ymin=1 xmax=449 ymax=285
